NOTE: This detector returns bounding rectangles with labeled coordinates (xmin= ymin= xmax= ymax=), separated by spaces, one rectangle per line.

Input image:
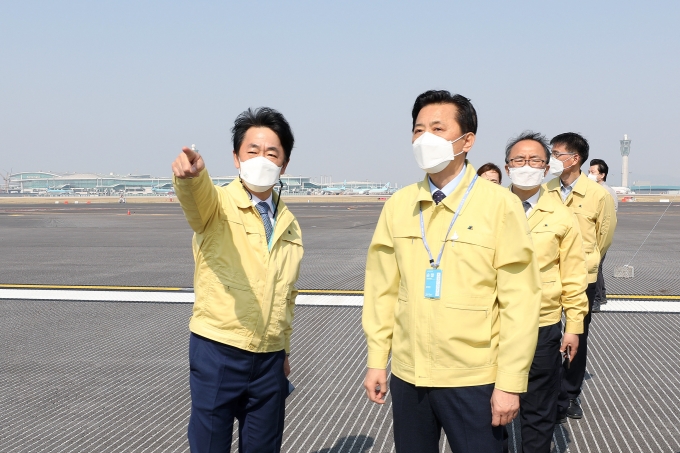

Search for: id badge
xmin=424 ymin=269 xmax=442 ymax=299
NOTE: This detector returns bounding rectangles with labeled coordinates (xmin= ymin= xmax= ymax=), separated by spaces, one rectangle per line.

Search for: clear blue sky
xmin=2 ymin=0 xmax=679 ymax=186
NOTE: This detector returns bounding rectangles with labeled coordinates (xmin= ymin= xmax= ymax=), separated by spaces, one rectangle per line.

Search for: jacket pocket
xmin=434 ymin=299 xmax=492 ymax=368
xmin=531 ymin=228 xmax=559 ymax=270
xmin=443 ymin=230 xmax=497 ymax=295
xmin=201 ymin=269 xmax=257 ymax=335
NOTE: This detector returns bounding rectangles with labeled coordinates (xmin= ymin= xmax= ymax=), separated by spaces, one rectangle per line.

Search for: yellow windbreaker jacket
xmin=363 ymin=164 xmax=541 ymax=393
xmin=174 ymin=171 xmax=303 ymax=353
xmin=544 ymin=173 xmax=617 ymax=284
xmin=513 ymin=187 xmax=588 ymax=333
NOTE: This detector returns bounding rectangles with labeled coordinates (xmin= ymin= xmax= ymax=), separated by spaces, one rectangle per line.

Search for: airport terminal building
xmin=5 ymin=172 xmax=393 ymax=195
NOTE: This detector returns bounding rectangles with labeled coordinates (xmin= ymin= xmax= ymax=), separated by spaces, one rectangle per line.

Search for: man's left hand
xmin=490 ymin=388 xmax=520 ymax=426
xmin=283 ymin=356 xmax=290 ymax=377
xmin=560 ymin=333 xmax=579 ymax=361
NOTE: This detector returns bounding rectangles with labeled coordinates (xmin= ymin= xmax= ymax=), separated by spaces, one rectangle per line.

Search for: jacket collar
xmin=508 ymin=186 xmax=554 ymax=216
xmin=571 ymin=172 xmax=589 ymax=196
xmin=508 ymin=184 xmax=554 ymax=217
xmin=529 ymin=187 xmax=554 ymax=218
xmin=226 ymin=178 xmax=294 ymax=233
xmin=227 ymin=178 xmax=255 ymax=209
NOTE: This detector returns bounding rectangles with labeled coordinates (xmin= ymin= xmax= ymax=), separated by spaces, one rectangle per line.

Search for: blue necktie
xmin=255 ymin=202 xmax=273 ymax=243
xmin=432 ymin=190 xmax=446 ymax=205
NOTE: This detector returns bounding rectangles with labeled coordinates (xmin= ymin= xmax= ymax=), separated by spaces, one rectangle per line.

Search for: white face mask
xmin=587 ymin=173 xmax=599 ymax=182
xmin=412 ymin=132 xmax=466 ymax=174
xmin=508 ymin=166 xmax=546 ymax=190
xmin=548 ymin=154 xmax=576 ymax=176
xmin=239 ymin=156 xmax=282 ymax=193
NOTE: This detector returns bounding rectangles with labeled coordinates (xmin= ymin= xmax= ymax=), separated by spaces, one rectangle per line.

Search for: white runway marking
xmin=0 ymin=289 xmax=679 ymax=312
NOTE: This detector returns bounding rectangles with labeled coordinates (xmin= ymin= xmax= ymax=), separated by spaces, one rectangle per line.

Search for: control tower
xmin=620 ymin=134 xmax=631 ymax=187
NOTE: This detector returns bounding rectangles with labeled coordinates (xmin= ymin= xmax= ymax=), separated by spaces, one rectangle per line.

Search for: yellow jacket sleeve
xmin=172 ymin=170 xmax=220 ymax=234
xmin=560 ymin=214 xmax=589 ymax=334
xmin=362 ymin=202 xmax=400 ymax=369
xmin=598 ymin=191 xmax=617 ymax=255
xmin=493 ymin=199 xmax=541 ymax=393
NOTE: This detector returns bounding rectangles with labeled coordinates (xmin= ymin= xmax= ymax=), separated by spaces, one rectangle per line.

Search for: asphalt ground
xmin=1 ymin=200 xmax=680 ymax=452
xmin=1 ymin=201 xmax=679 ymax=296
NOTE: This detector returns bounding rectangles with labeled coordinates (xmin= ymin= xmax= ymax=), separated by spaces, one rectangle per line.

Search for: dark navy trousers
xmin=518 ymin=322 xmax=562 ymax=453
xmin=391 ymin=375 xmax=503 ymax=453
xmin=558 ymin=282 xmax=596 ymax=412
xmin=187 ymin=333 xmax=288 ymax=453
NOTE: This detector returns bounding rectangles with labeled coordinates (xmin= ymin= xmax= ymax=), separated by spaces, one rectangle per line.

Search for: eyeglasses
xmin=551 ymin=151 xmax=575 ymax=159
xmin=507 ymin=157 xmax=546 ymax=168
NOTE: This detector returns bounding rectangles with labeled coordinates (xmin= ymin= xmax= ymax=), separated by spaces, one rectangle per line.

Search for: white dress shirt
xmin=428 ymin=164 xmax=467 ymax=198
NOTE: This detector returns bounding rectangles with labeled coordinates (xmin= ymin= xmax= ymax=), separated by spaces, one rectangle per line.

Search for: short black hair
xmin=411 ymin=90 xmax=478 ymax=134
xmin=550 ymin=132 xmax=589 ymax=167
xmin=477 ymin=162 xmax=502 ymax=184
xmin=590 ymin=158 xmax=609 ymax=181
xmin=505 ymin=131 xmax=550 ymax=163
xmin=231 ymin=107 xmax=294 ymax=161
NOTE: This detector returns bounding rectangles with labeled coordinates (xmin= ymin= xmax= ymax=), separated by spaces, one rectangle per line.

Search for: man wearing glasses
xmin=544 ymin=132 xmax=617 ymax=422
xmin=504 ymin=132 xmax=588 ymax=452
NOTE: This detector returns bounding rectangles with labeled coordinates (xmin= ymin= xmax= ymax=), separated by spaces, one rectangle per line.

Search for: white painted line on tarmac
xmin=0 ymin=288 xmax=194 ymax=303
xmin=599 ymin=300 xmax=680 ymax=313
xmin=296 ymin=295 xmax=363 ymax=306
xmin=0 ymin=289 xmax=364 ymax=306
xmin=0 ymin=289 xmax=678 ymax=312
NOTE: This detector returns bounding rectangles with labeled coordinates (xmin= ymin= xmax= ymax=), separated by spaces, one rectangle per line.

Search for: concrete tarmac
xmin=1 ymin=201 xmax=679 ymax=295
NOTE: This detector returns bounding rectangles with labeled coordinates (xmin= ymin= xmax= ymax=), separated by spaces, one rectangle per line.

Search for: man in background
xmin=589 ymin=159 xmax=618 ymax=211
xmin=504 ymin=131 xmax=588 ymax=452
xmin=589 ymin=158 xmax=618 ymax=309
xmin=545 ymin=133 xmax=617 ymax=422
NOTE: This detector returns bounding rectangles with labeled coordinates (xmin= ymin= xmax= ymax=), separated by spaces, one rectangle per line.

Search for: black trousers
xmin=594 ymin=253 xmax=608 ymax=304
xmin=558 ymin=282 xmax=596 ymax=411
xmin=391 ymin=375 xmax=503 ymax=453
xmin=518 ymin=322 xmax=562 ymax=453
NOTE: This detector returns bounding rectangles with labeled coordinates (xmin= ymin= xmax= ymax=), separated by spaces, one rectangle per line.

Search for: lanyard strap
xmin=419 ymin=174 xmax=478 ymax=269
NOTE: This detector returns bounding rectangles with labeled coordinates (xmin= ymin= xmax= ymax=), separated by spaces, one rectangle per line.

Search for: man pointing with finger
xmin=362 ymin=91 xmax=541 ymax=453
xmin=173 ymin=107 xmax=303 ymax=453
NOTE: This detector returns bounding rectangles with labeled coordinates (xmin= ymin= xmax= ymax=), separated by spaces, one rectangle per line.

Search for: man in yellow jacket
xmin=504 ymin=131 xmax=589 ymax=453
xmin=544 ymin=132 xmax=617 ymax=422
xmin=362 ymin=90 xmax=542 ymax=453
xmin=172 ymin=108 xmax=303 ymax=453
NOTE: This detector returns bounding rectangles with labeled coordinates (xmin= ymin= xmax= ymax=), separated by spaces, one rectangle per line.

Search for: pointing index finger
xmin=182 ymin=146 xmax=197 ymax=161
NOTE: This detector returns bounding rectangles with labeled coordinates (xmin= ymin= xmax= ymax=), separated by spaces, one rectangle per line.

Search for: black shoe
xmin=600 ymin=299 xmax=608 ymax=305
xmin=591 ymin=303 xmax=601 ymax=313
xmin=566 ymin=399 xmax=583 ymax=419
xmin=556 ymin=408 xmax=568 ymax=424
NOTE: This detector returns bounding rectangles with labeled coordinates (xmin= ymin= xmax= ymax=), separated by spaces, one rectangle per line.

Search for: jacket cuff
xmin=284 ymin=336 xmax=291 ymax=354
xmin=494 ymin=370 xmax=529 ymax=394
xmin=564 ymin=320 xmax=584 ymax=335
xmin=366 ymin=349 xmax=390 ymax=369
xmin=173 ymin=169 xmax=209 ymax=187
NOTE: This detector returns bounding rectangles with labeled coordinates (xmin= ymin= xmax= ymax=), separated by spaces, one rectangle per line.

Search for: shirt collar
xmin=428 ymin=163 xmax=467 ymax=198
xmin=251 ymin=192 xmax=274 ymax=214
xmin=525 ymin=190 xmax=540 ymax=209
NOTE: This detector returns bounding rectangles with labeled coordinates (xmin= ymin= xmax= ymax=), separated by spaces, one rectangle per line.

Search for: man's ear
xmin=281 ymin=160 xmax=289 ymax=175
xmin=462 ymin=133 xmax=476 ymax=153
xmin=505 ymin=164 xmax=511 ymax=176
xmin=233 ymin=150 xmax=240 ymax=170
